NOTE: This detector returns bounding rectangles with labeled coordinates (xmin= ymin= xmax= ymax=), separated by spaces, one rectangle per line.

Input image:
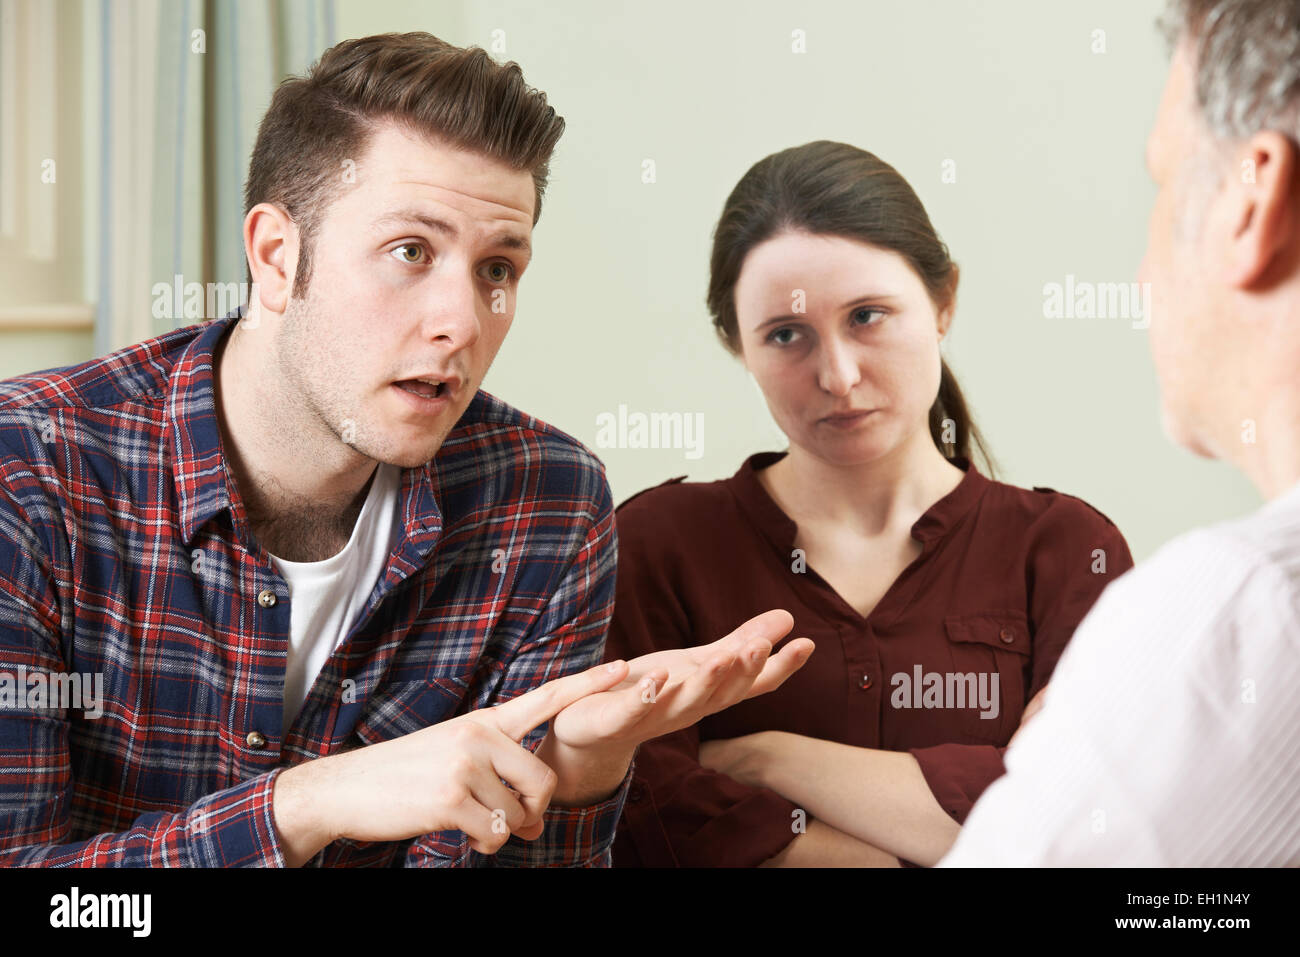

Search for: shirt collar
xmin=729 ymin=449 xmax=989 ymax=553
xmin=166 ymin=313 xmax=444 ymax=548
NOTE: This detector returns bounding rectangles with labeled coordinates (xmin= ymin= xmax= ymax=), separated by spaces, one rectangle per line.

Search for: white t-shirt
xmin=268 ymin=462 xmax=403 ymax=739
xmin=940 ymin=477 xmax=1300 ymax=866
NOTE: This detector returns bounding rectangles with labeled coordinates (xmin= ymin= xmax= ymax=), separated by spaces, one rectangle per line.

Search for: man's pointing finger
xmin=489 ymin=659 xmax=630 ymax=742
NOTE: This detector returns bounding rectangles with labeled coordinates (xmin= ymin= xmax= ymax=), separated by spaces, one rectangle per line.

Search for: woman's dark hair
xmin=706 ymin=140 xmax=997 ymax=477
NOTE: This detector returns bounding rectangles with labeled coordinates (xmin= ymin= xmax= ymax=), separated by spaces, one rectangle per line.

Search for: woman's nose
xmin=817 ymin=340 xmax=862 ymax=395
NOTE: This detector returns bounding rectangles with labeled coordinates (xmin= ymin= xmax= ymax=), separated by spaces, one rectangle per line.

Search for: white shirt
xmin=940 ymin=478 xmax=1300 ymax=866
xmin=268 ymin=463 xmax=403 ymax=739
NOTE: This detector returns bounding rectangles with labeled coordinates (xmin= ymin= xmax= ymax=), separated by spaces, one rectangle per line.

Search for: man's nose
xmin=421 ymin=271 xmax=483 ymax=349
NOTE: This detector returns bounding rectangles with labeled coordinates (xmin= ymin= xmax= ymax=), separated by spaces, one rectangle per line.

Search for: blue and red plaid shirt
xmin=0 ymin=311 xmax=630 ymax=866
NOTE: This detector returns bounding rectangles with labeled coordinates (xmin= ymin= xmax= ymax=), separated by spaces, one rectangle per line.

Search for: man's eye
xmin=484 ymin=261 xmax=514 ymax=284
xmin=391 ymin=243 xmax=426 ymax=264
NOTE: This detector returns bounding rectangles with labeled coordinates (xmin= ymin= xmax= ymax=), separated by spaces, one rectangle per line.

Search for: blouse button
xmin=246 ymin=730 xmax=267 ymax=749
xmin=999 ymin=628 xmax=1014 ymax=644
xmin=859 ymin=673 xmax=873 ymax=690
xmin=257 ymin=588 xmax=277 ymax=608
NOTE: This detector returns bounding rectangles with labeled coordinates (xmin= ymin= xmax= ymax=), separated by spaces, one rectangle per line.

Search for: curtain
xmin=0 ymin=0 xmax=56 ymax=260
xmin=91 ymin=0 xmax=336 ymax=355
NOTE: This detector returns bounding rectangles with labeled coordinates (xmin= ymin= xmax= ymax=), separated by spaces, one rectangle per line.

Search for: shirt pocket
xmin=353 ymin=676 xmax=468 ymax=745
xmin=940 ymin=611 xmax=1032 ymax=744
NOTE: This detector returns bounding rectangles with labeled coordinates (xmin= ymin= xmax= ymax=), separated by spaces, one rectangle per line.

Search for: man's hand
xmin=534 ymin=610 xmax=814 ymax=803
xmin=272 ymin=659 xmax=630 ymax=865
xmin=553 ymin=610 xmax=812 ymax=749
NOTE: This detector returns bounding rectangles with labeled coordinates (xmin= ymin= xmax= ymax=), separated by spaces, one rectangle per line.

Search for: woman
xmin=605 ymin=141 xmax=1134 ymax=867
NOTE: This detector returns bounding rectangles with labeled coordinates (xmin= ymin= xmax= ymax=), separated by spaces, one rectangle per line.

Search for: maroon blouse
xmin=605 ymin=451 xmax=1134 ymax=867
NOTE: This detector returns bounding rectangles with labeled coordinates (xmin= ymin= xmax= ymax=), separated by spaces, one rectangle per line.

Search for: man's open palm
xmin=549 ymin=609 xmax=815 ymax=749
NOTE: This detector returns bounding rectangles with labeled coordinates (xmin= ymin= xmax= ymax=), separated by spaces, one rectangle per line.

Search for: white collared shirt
xmin=940 ymin=479 xmax=1300 ymax=866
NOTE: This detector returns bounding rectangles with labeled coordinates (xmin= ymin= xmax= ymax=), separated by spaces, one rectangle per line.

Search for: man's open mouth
xmin=394 ymin=379 xmax=445 ymax=399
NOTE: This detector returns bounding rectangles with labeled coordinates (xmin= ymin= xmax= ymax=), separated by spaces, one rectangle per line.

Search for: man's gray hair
xmin=1160 ymin=0 xmax=1300 ymax=143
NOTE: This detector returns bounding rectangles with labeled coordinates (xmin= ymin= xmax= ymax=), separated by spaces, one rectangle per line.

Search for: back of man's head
xmin=243 ymin=32 xmax=565 ymax=297
xmin=1161 ymin=0 xmax=1300 ymax=147
xmin=1144 ymin=1 xmax=1300 ymax=485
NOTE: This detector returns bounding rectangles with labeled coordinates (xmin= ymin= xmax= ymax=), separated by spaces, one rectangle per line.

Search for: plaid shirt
xmin=0 ymin=312 xmax=629 ymax=866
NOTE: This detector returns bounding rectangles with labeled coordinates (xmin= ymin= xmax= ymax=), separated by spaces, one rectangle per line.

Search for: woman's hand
xmin=1009 ymin=684 xmax=1049 ymax=747
xmin=699 ymin=731 xmax=781 ymax=788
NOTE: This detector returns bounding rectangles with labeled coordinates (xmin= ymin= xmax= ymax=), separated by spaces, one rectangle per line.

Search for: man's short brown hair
xmin=243 ymin=32 xmax=565 ymax=297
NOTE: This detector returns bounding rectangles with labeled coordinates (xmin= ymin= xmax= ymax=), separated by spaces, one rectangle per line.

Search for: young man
xmin=941 ymin=0 xmax=1300 ymax=866
xmin=0 ymin=32 xmax=812 ymax=867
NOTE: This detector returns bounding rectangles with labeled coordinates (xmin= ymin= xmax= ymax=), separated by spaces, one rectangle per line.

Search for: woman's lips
xmin=819 ymin=410 xmax=876 ymax=427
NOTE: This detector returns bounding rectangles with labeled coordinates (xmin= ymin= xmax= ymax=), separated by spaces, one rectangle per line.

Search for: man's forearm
xmin=272 ymin=760 xmax=337 ymax=868
xmin=763 ymin=733 xmax=960 ymax=866
xmin=534 ymin=733 xmax=636 ymax=806
xmin=760 ymin=818 xmax=901 ymax=867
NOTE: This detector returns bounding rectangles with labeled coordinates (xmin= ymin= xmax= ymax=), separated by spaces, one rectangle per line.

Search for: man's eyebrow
xmin=755 ymin=293 xmax=897 ymax=330
xmin=369 ymin=209 xmax=531 ymax=256
xmin=491 ymin=232 xmax=532 ymax=256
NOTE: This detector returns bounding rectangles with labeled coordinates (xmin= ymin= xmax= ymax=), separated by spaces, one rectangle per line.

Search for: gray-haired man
xmin=942 ymin=0 xmax=1300 ymax=866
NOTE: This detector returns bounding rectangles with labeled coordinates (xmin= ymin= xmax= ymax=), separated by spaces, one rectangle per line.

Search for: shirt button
xmin=859 ymin=673 xmax=873 ymax=690
xmin=257 ymin=588 xmax=277 ymax=608
xmin=999 ymin=629 xmax=1015 ymax=644
xmin=246 ymin=730 xmax=267 ymax=749
xmin=628 ymin=782 xmax=646 ymax=803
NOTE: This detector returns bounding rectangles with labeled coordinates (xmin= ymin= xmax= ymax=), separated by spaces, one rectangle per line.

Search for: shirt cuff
xmin=186 ymin=767 xmax=287 ymax=868
xmin=908 ymin=742 xmax=1007 ymax=825
xmin=489 ymin=758 xmax=635 ymax=867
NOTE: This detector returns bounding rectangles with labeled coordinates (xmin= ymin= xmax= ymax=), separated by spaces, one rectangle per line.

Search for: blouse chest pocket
xmin=940 ymin=612 xmax=1032 ymax=745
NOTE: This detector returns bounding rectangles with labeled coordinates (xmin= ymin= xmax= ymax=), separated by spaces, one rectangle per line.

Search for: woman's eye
xmin=767 ymin=326 xmax=797 ymax=345
xmin=852 ymin=307 xmax=884 ymax=326
xmin=484 ymin=261 xmax=514 ymax=284
xmin=391 ymin=243 xmax=425 ymax=264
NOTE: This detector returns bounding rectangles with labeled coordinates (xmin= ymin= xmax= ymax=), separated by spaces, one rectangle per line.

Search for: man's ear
xmin=1222 ymin=130 xmax=1298 ymax=288
xmin=243 ymin=203 xmax=300 ymax=315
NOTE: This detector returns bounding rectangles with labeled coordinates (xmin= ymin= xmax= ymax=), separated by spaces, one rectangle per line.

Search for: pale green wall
xmin=0 ymin=329 xmax=95 ymax=379
xmin=3 ymin=0 xmax=1263 ymax=563
xmin=338 ymin=0 xmax=1262 ymax=562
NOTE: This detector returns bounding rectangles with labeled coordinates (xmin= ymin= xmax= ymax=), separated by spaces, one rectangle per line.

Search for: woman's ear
xmin=938 ymin=263 xmax=960 ymax=340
